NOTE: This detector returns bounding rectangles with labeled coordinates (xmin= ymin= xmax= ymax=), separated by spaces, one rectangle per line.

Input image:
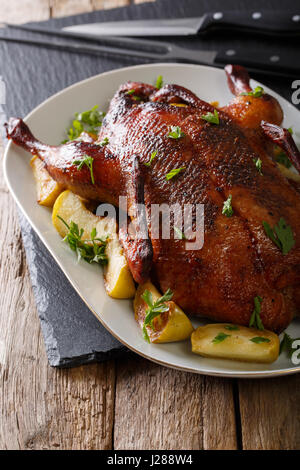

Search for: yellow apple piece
xmin=52 ymin=190 xmax=135 ymax=299
xmin=134 ymin=281 xmax=194 ymax=343
xmin=191 ymin=324 xmax=279 ymax=364
xmin=30 ymin=155 xmax=63 ymax=207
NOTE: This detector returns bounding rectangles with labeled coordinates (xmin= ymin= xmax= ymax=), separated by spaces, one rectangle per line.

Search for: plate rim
xmin=3 ymin=61 xmax=300 ymax=378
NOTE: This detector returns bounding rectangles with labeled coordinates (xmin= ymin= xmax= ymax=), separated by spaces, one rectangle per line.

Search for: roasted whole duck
xmin=6 ymin=65 xmax=300 ymax=333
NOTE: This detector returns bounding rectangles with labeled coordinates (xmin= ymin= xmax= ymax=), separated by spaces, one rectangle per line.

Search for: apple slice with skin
xmin=30 ymin=156 xmax=63 ymax=207
xmin=134 ymin=281 xmax=194 ymax=343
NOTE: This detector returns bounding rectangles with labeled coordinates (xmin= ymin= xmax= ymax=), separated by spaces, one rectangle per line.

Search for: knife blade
xmin=63 ymin=11 xmax=300 ymax=38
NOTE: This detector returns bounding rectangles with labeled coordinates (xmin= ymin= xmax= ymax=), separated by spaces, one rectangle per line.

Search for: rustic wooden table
xmin=0 ymin=0 xmax=299 ymax=451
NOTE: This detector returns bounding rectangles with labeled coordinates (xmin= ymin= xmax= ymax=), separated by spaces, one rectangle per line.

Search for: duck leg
xmin=6 ymin=117 xmax=122 ymax=205
xmin=261 ymin=121 xmax=300 ymax=173
xmin=222 ymin=64 xmax=283 ymax=128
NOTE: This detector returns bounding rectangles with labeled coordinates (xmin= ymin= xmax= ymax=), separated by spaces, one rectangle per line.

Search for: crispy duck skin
xmin=6 ymin=67 xmax=300 ymax=332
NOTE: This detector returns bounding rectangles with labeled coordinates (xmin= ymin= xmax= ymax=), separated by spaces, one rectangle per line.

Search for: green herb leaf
xmin=225 ymin=325 xmax=239 ymax=331
xmin=126 ymin=89 xmax=141 ymax=101
xmin=288 ymin=127 xmax=293 ymax=135
xmin=144 ymin=150 xmax=157 ymax=167
xmin=167 ymin=126 xmax=185 ymax=139
xmin=250 ymin=336 xmax=270 ymax=344
xmin=253 ymin=157 xmax=263 ymax=175
xmin=280 ymin=333 xmax=300 ymax=357
xmin=165 ymin=167 xmax=186 ymax=181
xmin=201 ymin=109 xmax=219 ymax=125
xmin=263 ymin=218 xmax=295 ymax=255
xmin=72 ymin=155 xmax=95 ymax=184
xmin=141 ymin=288 xmax=173 ymax=342
xmin=241 ymin=86 xmax=265 ymax=98
xmin=63 ymin=105 xmax=105 ymax=142
xmin=99 ymin=136 xmax=109 ymax=147
xmin=275 ymin=150 xmax=292 ymax=169
xmin=222 ymin=195 xmax=234 ymax=217
xmin=249 ymin=295 xmax=264 ymax=330
xmin=57 ymin=215 xmax=107 ymax=266
xmin=212 ymin=332 xmax=231 ymax=344
xmin=155 ymin=75 xmax=163 ymax=89
xmin=174 ymin=226 xmax=186 ymax=240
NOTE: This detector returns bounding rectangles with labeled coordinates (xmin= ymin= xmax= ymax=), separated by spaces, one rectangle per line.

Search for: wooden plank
xmin=51 ymin=0 xmax=94 ymax=18
xmin=114 ymin=356 xmax=237 ymax=450
xmin=0 ymin=0 xmax=50 ymax=24
xmin=92 ymin=0 xmax=130 ymax=10
xmin=238 ymin=375 xmax=300 ymax=450
xmin=0 ymin=134 xmax=116 ymax=449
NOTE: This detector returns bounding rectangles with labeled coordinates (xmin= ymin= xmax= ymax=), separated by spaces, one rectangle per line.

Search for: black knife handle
xmin=215 ymin=47 xmax=300 ymax=77
xmin=200 ymin=10 xmax=300 ymax=36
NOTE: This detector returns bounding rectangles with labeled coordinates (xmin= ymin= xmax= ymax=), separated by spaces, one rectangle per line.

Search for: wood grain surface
xmin=0 ymin=0 xmax=299 ymax=451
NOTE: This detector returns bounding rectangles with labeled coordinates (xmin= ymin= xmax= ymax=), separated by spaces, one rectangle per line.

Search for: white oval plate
xmin=4 ymin=63 xmax=300 ymax=378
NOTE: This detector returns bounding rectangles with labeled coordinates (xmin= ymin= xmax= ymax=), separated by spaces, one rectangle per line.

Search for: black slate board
xmin=1 ymin=0 xmax=299 ymax=367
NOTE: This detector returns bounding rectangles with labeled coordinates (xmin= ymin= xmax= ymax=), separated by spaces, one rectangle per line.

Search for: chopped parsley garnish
xmin=126 ymin=89 xmax=141 ymax=101
xmin=222 ymin=195 xmax=233 ymax=217
xmin=174 ymin=226 xmax=186 ymax=240
xmin=72 ymin=155 xmax=95 ymax=184
xmin=225 ymin=325 xmax=239 ymax=331
xmin=241 ymin=86 xmax=264 ymax=98
xmin=99 ymin=137 xmax=109 ymax=147
xmin=249 ymin=295 xmax=264 ymax=330
xmin=155 ymin=75 xmax=163 ymax=89
xmin=250 ymin=337 xmax=270 ymax=344
xmin=275 ymin=150 xmax=292 ymax=169
xmin=141 ymin=288 xmax=173 ymax=342
xmin=262 ymin=218 xmax=295 ymax=255
xmin=212 ymin=332 xmax=231 ymax=344
xmin=167 ymin=126 xmax=185 ymax=139
xmin=57 ymin=216 xmax=107 ymax=265
xmin=165 ymin=166 xmax=186 ymax=181
xmin=144 ymin=150 xmax=157 ymax=167
xmin=288 ymin=127 xmax=293 ymax=135
xmin=201 ymin=109 xmax=219 ymax=125
xmin=63 ymin=105 xmax=105 ymax=142
xmin=280 ymin=333 xmax=300 ymax=356
xmin=253 ymin=157 xmax=263 ymax=175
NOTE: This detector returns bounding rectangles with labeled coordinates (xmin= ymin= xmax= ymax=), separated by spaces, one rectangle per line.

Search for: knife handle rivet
xmin=226 ymin=49 xmax=236 ymax=56
xmin=252 ymin=12 xmax=262 ymax=20
xmin=270 ymin=55 xmax=280 ymax=62
xmin=213 ymin=12 xmax=223 ymax=20
xmin=292 ymin=14 xmax=300 ymax=22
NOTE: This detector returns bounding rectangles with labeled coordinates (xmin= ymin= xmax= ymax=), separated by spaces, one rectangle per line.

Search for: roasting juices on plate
xmin=6 ymin=65 xmax=300 ymax=364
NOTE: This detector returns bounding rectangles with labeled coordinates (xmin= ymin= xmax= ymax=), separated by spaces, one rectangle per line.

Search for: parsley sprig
xmin=63 ymin=105 xmax=105 ymax=142
xmin=241 ymin=86 xmax=264 ymax=98
xmin=280 ymin=333 xmax=300 ymax=356
xmin=253 ymin=157 xmax=263 ymax=175
xmin=167 ymin=126 xmax=185 ymax=139
xmin=249 ymin=296 xmax=264 ymax=330
xmin=201 ymin=109 xmax=219 ymax=125
xmin=166 ymin=166 xmax=186 ymax=181
xmin=263 ymin=218 xmax=295 ymax=255
xmin=212 ymin=332 xmax=230 ymax=344
xmin=250 ymin=336 xmax=270 ymax=344
xmin=155 ymin=75 xmax=163 ymax=89
xmin=144 ymin=150 xmax=157 ymax=167
xmin=57 ymin=216 xmax=107 ymax=265
xmin=222 ymin=195 xmax=233 ymax=217
xmin=72 ymin=155 xmax=95 ymax=184
xmin=99 ymin=137 xmax=109 ymax=147
xmin=141 ymin=288 xmax=173 ymax=342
